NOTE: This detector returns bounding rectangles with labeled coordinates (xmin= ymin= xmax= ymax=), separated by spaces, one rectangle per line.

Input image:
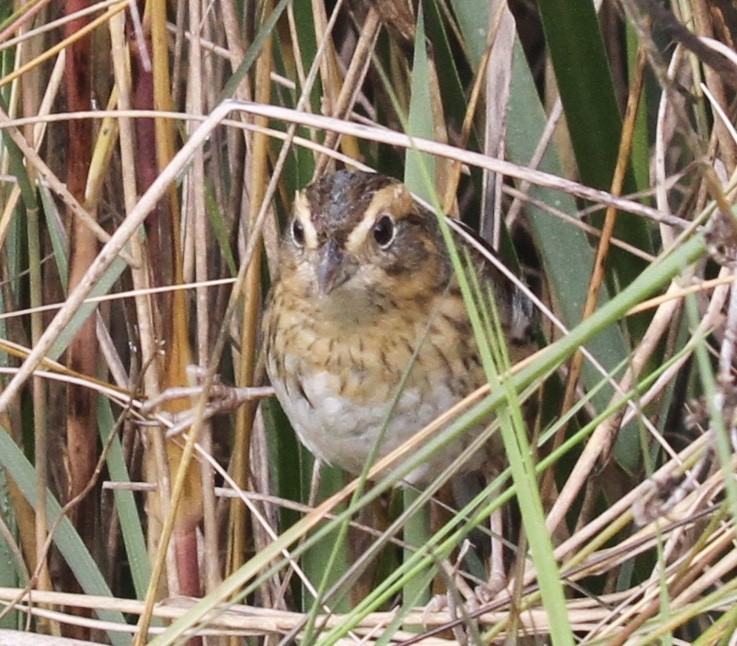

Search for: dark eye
xmin=291 ymin=218 xmax=305 ymax=247
xmin=373 ymin=214 xmax=395 ymax=248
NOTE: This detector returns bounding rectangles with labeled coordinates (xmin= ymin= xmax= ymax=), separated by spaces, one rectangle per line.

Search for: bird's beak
xmin=317 ymin=239 xmax=350 ymax=295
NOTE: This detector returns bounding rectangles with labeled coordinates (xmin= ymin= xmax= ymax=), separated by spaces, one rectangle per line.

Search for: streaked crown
xmin=279 ymin=169 xmax=452 ymax=299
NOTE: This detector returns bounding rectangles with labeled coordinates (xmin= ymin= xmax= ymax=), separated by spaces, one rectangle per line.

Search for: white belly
xmin=269 ymin=365 xmax=483 ymax=484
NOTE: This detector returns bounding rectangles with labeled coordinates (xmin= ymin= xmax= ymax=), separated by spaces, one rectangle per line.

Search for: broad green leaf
xmin=536 ymin=0 xmax=653 ymax=282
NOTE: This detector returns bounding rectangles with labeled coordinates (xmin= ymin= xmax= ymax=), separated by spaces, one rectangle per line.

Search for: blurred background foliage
xmin=0 ymin=0 xmax=734 ymax=643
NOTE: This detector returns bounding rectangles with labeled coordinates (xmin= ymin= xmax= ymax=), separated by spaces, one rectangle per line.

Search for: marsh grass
xmin=0 ymin=0 xmax=734 ymax=644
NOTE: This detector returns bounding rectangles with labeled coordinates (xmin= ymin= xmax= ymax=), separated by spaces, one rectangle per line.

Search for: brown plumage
xmin=263 ymin=170 xmax=534 ymax=484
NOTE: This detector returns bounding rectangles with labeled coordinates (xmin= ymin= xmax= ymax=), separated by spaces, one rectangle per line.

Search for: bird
xmin=263 ymin=169 xmax=535 ymax=487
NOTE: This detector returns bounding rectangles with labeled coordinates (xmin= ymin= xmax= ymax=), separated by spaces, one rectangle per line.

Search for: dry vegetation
xmin=0 ymin=0 xmax=735 ymax=644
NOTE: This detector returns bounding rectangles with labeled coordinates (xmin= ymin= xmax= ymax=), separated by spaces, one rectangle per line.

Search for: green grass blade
xmin=97 ymin=399 xmax=150 ymax=599
xmin=0 ymin=424 xmax=129 ymax=645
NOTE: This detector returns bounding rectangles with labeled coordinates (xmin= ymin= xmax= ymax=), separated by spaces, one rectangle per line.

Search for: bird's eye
xmin=291 ymin=218 xmax=305 ymax=247
xmin=373 ymin=214 xmax=395 ymax=249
